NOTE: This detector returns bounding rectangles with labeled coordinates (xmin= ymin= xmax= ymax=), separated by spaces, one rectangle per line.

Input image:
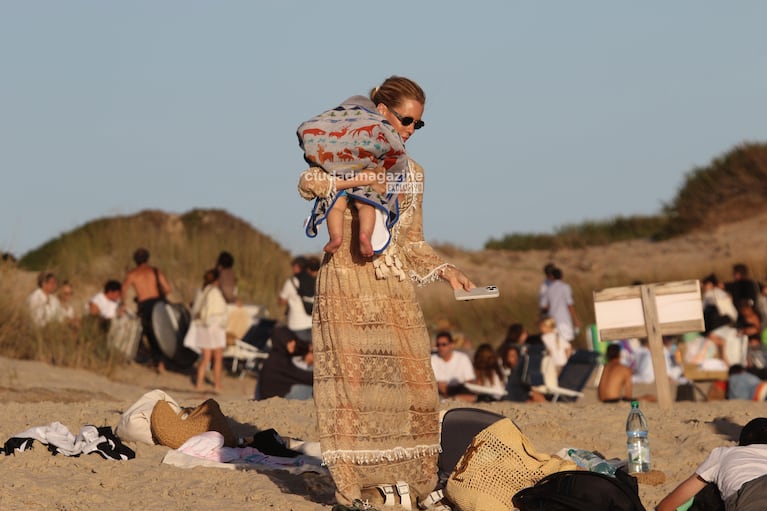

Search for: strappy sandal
xmin=396 ymin=481 xmax=412 ymax=510
xmin=376 ymin=484 xmax=398 ymax=507
xmin=418 ymin=489 xmax=452 ymax=511
xmin=375 ymin=481 xmax=412 ymax=510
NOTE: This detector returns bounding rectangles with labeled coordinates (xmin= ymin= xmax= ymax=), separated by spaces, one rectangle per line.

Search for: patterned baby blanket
xmin=297 ymin=95 xmax=407 ymax=254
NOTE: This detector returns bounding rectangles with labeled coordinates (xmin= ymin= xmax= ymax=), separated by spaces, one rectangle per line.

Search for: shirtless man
xmin=598 ymin=343 xmax=657 ymax=403
xmin=122 ymin=248 xmax=172 ymax=373
xmin=598 ymin=343 xmax=635 ymax=403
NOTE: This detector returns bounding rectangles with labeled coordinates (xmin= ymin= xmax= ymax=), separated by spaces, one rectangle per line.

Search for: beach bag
xmin=512 ymin=470 xmax=646 ymax=511
xmin=150 ymin=398 xmax=237 ymax=449
xmin=445 ymin=418 xmax=576 ymax=511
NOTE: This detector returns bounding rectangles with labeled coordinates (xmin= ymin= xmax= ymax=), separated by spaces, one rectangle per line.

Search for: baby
xmin=298 ymin=94 xmax=408 ymax=257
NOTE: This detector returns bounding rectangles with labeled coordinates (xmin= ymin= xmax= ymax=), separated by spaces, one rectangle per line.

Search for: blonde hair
xmin=540 ymin=316 xmax=557 ymax=330
xmin=370 ymin=76 xmax=426 ymax=109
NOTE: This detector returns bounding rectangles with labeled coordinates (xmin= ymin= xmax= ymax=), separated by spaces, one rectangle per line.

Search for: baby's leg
xmin=357 ymin=202 xmax=375 ymax=257
xmin=324 ymin=196 xmax=347 ymax=254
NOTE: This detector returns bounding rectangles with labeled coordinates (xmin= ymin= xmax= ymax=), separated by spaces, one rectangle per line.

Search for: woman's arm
xmin=656 ymin=474 xmax=708 ymax=511
xmin=298 ymin=168 xmax=385 ymax=200
xmin=396 ymin=161 xmax=474 ymax=289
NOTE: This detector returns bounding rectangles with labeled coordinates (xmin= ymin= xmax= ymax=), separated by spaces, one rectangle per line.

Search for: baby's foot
xmin=324 ymin=237 xmax=343 ymax=254
xmin=359 ymin=232 xmax=373 ymax=257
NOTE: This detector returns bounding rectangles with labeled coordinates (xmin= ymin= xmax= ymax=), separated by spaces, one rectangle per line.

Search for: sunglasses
xmin=387 ymin=106 xmax=425 ymax=130
xmin=436 ymin=342 xmax=451 ymax=347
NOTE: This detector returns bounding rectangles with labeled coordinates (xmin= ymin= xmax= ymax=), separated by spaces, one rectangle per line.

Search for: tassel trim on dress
xmin=322 ymin=443 xmax=441 ymax=466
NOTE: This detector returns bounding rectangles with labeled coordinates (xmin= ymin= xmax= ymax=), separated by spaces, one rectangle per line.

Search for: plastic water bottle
xmin=567 ymin=448 xmax=617 ymax=476
xmin=626 ymin=400 xmax=651 ymax=473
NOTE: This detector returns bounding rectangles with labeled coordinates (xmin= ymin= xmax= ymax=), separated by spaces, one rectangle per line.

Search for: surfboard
xmin=151 ymin=301 xmax=196 ymax=367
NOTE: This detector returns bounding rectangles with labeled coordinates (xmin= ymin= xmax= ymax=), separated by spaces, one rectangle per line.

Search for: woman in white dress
xmin=189 ymin=268 xmax=228 ymax=392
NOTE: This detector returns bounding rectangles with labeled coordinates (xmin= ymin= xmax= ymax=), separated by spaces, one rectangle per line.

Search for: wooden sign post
xmin=593 ymin=280 xmax=704 ymax=409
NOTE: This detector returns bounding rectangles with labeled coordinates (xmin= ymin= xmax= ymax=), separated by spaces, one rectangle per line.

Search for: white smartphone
xmin=454 ymin=285 xmax=500 ymax=301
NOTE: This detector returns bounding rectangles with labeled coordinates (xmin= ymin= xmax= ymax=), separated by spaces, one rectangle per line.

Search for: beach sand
xmin=0 ymin=355 xmax=761 ymax=511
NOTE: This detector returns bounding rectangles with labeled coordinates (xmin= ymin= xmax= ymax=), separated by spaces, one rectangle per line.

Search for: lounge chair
xmin=223 ymin=317 xmax=274 ymax=377
xmin=531 ymin=349 xmax=601 ymax=402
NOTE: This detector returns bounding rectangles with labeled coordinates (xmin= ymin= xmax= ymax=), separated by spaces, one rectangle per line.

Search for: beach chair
xmin=223 ymin=316 xmax=275 ymax=377
xmin=531 ymin=349 xmax=601 ymax=402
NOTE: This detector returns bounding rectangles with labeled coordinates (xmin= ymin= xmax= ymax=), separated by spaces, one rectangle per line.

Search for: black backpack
xmin=292 ymin=271 xmax=315 ymax=315
xmin=512 ymin=470 xmax=646 ymax=511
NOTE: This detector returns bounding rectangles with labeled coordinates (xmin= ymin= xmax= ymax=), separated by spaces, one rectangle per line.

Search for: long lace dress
xmin=298 ymin=160 xmax=451 ymax=505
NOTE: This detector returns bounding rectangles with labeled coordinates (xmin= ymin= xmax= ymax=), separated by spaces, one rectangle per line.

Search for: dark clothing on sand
xmin=256 ymin=326 xmax=313 ymax=400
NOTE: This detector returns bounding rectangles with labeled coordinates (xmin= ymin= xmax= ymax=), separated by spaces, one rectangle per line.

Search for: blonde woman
xmin=298 ymin=76 xmax=474 ymax=510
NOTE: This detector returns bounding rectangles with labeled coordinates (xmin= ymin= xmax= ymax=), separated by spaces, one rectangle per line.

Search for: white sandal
xmin=376 ymin=484 xmax=397 ymax=507
xmin=375 ymin=481 xmax=413 ymax=509
xmin=396 ymin=481 xmax=412 ymax=510
xmin=418 ymin=489 xmax=451 ymax=511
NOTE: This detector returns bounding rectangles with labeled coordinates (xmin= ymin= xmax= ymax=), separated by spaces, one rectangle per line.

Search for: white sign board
xmin=593 ymin=280 xmax=704 ymax=409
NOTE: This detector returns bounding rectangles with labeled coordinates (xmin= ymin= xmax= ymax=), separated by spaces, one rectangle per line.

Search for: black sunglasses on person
xmin=387 ymin=105 xmax=425 ymax=130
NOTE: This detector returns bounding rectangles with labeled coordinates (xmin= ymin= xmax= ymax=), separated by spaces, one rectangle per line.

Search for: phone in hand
xmin=454 ymin=285 xmax=500 ymax=301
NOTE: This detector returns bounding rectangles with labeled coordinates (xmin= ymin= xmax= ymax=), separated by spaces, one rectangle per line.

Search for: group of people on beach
xmin=21 ymin=72 xmax=767 ymax=511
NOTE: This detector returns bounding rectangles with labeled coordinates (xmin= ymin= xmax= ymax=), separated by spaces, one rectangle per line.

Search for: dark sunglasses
xmin=387 ymin=106 xmax=425 ymax=130
xmin=436 ymin=342 xmax=451 ymax=347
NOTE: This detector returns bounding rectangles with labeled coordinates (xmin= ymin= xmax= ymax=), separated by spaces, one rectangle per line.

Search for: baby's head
xmin=739 ymin=418 xmax=767 ymax=446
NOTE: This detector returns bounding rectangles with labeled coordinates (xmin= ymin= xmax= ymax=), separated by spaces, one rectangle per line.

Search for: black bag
xmin=293 ymin=272 xmax=315 ymax=315
xmin=512 ymin=470 xmax=646 ymax=511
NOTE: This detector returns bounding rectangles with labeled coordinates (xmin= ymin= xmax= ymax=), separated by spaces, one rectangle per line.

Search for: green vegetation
xmin=486 ymin=142 xmax=767 ymax=250
xmin=2 ymin=209 xmax=295 ymax=373
xmin=18 ymin=209 xmax=292 ymax=308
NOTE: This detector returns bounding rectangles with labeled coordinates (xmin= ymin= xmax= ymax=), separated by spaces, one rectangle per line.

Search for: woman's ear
xmin=376 ymin=103 xmax=388 ymax=117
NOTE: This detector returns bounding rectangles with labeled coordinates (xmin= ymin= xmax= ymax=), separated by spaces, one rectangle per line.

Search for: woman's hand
xmin=441 ymin=266 xmax=475 ymax=291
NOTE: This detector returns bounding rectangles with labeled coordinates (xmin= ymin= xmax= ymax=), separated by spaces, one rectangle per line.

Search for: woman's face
xmin=378 ymin=98 xmax=424 ymax=143
xmin=505 ymin=349 xmax=519 ymax=368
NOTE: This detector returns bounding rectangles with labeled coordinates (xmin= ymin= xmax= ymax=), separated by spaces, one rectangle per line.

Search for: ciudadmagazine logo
xmin=304 ymin=169 xmax=424 ymax=194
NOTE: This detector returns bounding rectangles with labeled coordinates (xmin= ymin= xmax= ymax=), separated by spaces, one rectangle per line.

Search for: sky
xmin=2 ymin=1 xmax=767 ymax=259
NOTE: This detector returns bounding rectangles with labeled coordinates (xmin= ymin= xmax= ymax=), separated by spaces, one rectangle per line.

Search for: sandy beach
xmin=0 ymin=354 xmax=761 ymax=511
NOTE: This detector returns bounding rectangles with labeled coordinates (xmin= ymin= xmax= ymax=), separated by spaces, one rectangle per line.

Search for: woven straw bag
xmin=445 ymin=418 xmax=577 ymax=511
xmin=150 ymin=398 xmax=237 ymax=449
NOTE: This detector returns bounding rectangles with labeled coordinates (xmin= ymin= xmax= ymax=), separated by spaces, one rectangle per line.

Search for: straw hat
xmin=150 ymin=398 xmax=237 ymax=449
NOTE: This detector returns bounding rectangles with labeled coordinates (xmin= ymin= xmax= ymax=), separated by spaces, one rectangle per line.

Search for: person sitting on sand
xmin=656 ymin=417 xmax=767 ymax=511
xmin=57 ymin=280 xmax=77 ymax=323
xmin=430 ymin=331 xmax=476 ymax=401
xmin=27 ymin=271 xmax=61 ymax=327
xmin=88 ymin=280 xmax=124 ymax=320
xmin=598 ymin=344 xmax=656 ymax=403
xmin=254 ymin=325 xmax=314 ymax=401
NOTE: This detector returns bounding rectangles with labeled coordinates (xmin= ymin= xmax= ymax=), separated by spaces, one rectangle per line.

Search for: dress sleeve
xmin=396 ymin=161 xmax=453 ymax=285
xmin=298 ymin=167 xmax=335 ymax=200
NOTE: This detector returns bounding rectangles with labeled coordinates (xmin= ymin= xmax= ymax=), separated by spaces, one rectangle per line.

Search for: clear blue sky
xmin=3 ymin=1 xmax=766 ymax=258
